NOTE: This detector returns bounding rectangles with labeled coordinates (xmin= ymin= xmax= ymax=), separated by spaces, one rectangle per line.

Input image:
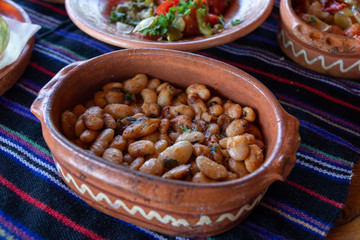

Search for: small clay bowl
xmin=278 ymin=0 xmax=360 ymax=79
xmin=31 ymin=48 xmax=300 ymax=238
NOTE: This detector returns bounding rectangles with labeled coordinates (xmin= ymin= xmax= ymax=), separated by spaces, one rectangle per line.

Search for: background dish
xmin=277 ymin=0 xmax=360 ymax=79
xmin=65 ymin=0 xmax=274 ymax=51
xmin=0 ymin=0 xmax=35 ymax=96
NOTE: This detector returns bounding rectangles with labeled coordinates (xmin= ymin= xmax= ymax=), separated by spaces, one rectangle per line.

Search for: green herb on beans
xmin=125 ymin=117 xmax=137 ymax=123
xmin=210 ymin=144 xmax=217 ymax=153
xmin=125 ymin=93 xmax=133 ymax=100
xmin=163 ymin=159 xmax=179 ymax=169
xmin=179 ymin=125 xmax=191 ymax=132
xmin=308 ymin=16 xmax=317 ymax=24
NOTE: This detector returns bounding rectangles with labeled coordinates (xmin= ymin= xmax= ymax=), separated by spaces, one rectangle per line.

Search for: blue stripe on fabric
xmin=297 ymin=149 xmax=353 ymax=172
xmin=242 ymin=221 xmax=289 ymax=240
xmin=0 ymin=132 xmax=53 ymax=167
xmin=264 ymin=198 xmax=331 ymax=232
xmin=56 ymin=29 xmax=115 ymax=53
xmin=0 ymin=98 xmax=39 ymax=123
xmin=300 ymin=120 xmax=360 ymax=153
xmin=242 ymin=34 xmax=278 ymax=47
xmin=295 ymin=162 xmax=351 ymax=184
xmin=37 ymin=41 xmax=86 ymax=61
xmin=34 ymin=45 xmax=73 ymax=64
xmin=0 ymin=209 xmax=46 ymax=240
xmin=0 ymin=144 xmax=81 ymax=200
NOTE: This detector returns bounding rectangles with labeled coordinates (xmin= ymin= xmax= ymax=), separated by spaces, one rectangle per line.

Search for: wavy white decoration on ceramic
xmin=278 ymin=30 xmax=360 ymax=73
xmin=56 ymin=163 xmax=264 ymax=227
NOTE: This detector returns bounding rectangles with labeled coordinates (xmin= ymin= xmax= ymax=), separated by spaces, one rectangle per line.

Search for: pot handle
xmin=268 ymin=109 xmax=300 ymax=182
xmin=31 ymin=61 xmax=83 ymax=121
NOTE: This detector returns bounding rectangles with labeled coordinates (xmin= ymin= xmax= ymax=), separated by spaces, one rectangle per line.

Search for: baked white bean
xmin=90 ymin=128 xmax=114 ymax=156
xmin=128 ymin=140 xmax=155 ymax=158
xmin=82 ymin=106 xmax=104 ymax=130
xmin=123 ymin=74 xmax=148 ymax=94
xmin=102 ymin=148 xmax=123 ymax=164
xmin=139 ymin=158 xmax=164 ymax=176
xmin=158 ymin=141 xmax=193 ymax=166
xmin=196 ymin=156 xmax=227 ymax=180
xmin=61 ymin=110 xmax=77 ymax=139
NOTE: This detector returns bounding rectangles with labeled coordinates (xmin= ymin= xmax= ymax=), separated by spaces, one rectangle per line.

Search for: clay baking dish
xmin=31 ymin=48 xmax=300 ymax=237
xmin=278 ymin=0 xmax=360 ymax=79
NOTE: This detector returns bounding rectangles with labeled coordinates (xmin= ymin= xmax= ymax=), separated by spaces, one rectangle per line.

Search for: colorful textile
xmin=0 ymin=0 xmax=359 ymax=239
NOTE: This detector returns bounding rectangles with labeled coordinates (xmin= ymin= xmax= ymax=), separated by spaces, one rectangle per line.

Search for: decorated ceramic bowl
xmin=278 ymin=0 xmax=360 ymax=79
xmin=30 ymin=48 xmax=300 ymax=237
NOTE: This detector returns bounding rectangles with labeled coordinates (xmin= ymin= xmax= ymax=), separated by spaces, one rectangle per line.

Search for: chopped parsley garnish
xmin=163 ymin=159 xmax=179 ymax=169
xmin=210 ymin=144 xmax=217 ymax=153
xmin=125 ymin=93 xmax=133 ymax=100
xmin=231 ymin=18 xmax=244 ymax=26
xmin=308 ymin=16 xmax=317 ymax=24
xmin=179 ymin=125 xmax=191 ymax=132
xmin=125 ymin=117 xmax=137 ymax=123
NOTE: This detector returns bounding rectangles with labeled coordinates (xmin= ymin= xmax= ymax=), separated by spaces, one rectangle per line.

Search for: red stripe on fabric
xmin=0 ymin=175 xmax=106 ymax=240
xmin=29 ymin=62 xmax=55 ymax=77
xmin=27 ymin=0 xmax=67 ymax=15
xmin=285 ymin=180 xmax=344 ymax=209
xmin=198 ymin=53 xmax=360 ymax=112
xmin=0 ymin=215 xmax=35 ymax=240
xmin=270 ymin=13 xmax=279 ymax=19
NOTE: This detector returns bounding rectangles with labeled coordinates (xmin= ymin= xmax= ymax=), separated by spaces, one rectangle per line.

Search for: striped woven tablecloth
xmin=1 ymin=0 xmax=359 ymax=239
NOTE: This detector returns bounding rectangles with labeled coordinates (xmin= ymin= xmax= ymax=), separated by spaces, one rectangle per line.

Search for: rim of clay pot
xmin=281 ymin=0 xmax=360 ymax=54
xmin=34 ymin=48 xmax=299 ymax=191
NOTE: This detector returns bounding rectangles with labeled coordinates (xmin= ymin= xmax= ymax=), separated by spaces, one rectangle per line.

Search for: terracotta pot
xmin=31 ymin=48 xmax=300 ymax=237
xmin=277 ymin=0 xmax=360 ymax=79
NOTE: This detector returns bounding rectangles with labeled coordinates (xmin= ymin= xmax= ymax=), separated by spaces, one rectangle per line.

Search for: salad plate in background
xmin=65 ymin=0 xmax=274 ymax=51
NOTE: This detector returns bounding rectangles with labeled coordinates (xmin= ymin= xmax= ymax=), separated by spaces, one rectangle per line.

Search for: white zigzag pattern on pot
xmin=278 ymin=30 xmax=360 ymax=73
xmin=56 ymin=162 xmax=264 ymax=227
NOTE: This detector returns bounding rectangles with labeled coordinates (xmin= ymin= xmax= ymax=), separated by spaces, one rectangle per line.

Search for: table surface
xmin=0 ymin=1 xmax=359 ymax=240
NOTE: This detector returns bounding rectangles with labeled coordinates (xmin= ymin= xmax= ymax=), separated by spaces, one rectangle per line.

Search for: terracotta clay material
xmin=277 ymin=0 xmax=360 ymax=79
xmin=0 ymin=0 xmax=35 ymax=96
xmin=65 ymin=0 xmax=274 ymax=51
xmin=31 ymin=49 xmax=300 ymax=237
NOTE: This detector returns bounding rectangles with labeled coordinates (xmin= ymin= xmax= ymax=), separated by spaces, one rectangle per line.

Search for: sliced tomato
xmin=344 ymin=23 xmax=360 ymax=38
xmin=155 ymin=0 xmax=180 ymax=15
xmin=329 ymin=25 xmax=344 ymax=36
xmin=183 ymin=8 xmax=200 ymax=35
xmin=206 ymin=0 xmax=227 ymax=15
xmin=206 ymin=13 xmax=219 ymax=26
xmin=323 ymin=0 xmax=347 ymax=13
